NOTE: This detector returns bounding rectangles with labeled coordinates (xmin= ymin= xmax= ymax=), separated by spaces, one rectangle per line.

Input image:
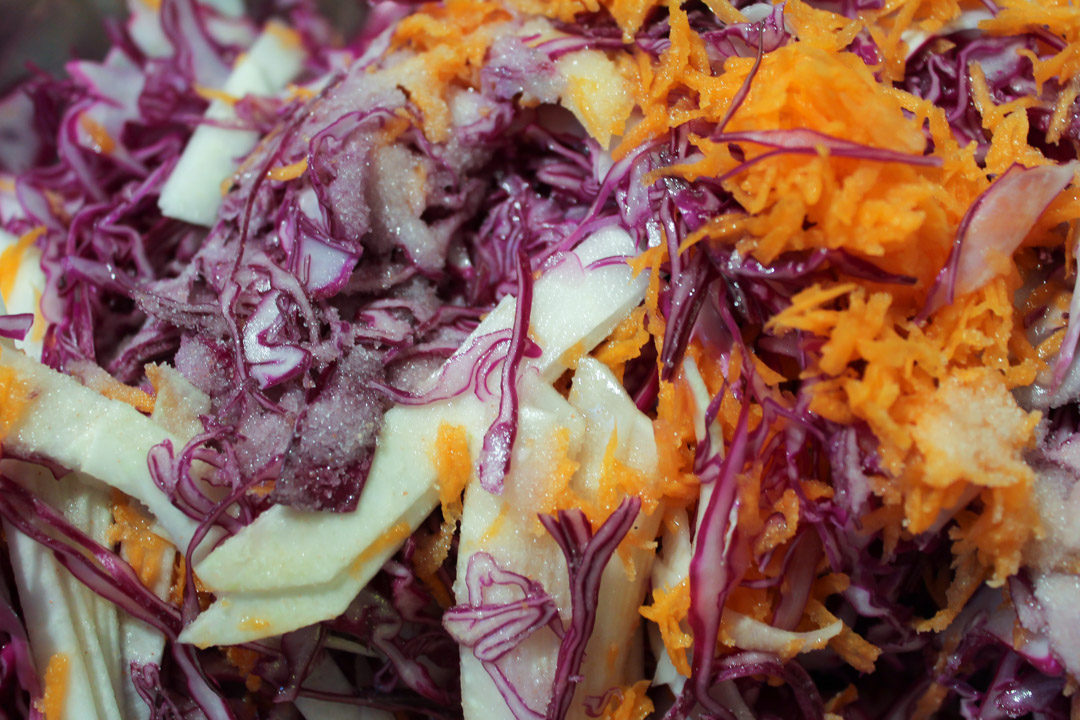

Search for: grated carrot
xmin=78 ymin=365 xmax=156 ymax=414
xmin=595 ymin=428 xmax=660 ymax=519
xmin=108 ymin=491 xmax=174 ymax=591
xmin=0 ymin=356 xmax=29 ymax=439
xmin=239 ymin=616 xmax=270 ymax=633
xmin=784 ymin=0 xmax=863 ymax=54
xmin=34 ymin=653 xmax=69 ymax=720
xmin=597 ymin=679 xmax=654 ymax=720
xmin=415 ymin=423 xmax=473 ymax=604
xmin=639 ymin=578 xmax=692 ymax=677
xmin=825 ymin=685 xmax=859 ymax=715
xmin=771 ymin=278 xmax=1043 ymax=585
xmin=752 ymin=488 xmax=801 ymax=557
xmin=224 ymin=646 xmax=263 ymax=692
xmin=30 ymin=289 xmax=45 ymax=343
xmin=349 ymin=521 xmax=412 ymax=577
xmin=389 ymin=0 xmax=512 ymax=141
xmin=806 ymin=599 xmax=881 ymax=673
xmin=593 ymin=306 xmax=649 ymax=382
xmin=0 ymin=227 xmax=42 ymax=305
xmin=537 ymin=426 xmax=585 ymax=518
xmin=266 ymin=157 xmax=308 ymax=182
xmin=78 ymin=114 xmax=115 ymax=155
xmin=265 ymin=19 xmax=303 ymax=51
xmin=286 ymin=83 xmax=317 ymax=101
xmin=980 ymin=2 xmax=1080 ymax=92
xmin=915 ymin=551 xmax=986 ymax=632
xmin=480 ymin=503 xmax=509 ymax=545
xmin=193 ymin=84 xmax=239 ymax=106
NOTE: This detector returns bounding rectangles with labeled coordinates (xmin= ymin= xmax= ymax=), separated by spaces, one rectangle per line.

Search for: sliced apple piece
xmin=193 ymin=394 xmax=488 ymax=595
xmin=0 ymin=346 xmax=202 ymax=551
xmin=455 ymin=380 xmax=584 ymax=720
xmin=179 ymin=484 xmax=440 ymax=646
xmin=120 ymin=363 xmax=208 ymax=719
xmin=563 ymin=358 xmax=661 ymax=713
xmin=158 ymin=21 xmax=307 ymax=226
xmin=555 ymin=50 xmax=633 ymax=148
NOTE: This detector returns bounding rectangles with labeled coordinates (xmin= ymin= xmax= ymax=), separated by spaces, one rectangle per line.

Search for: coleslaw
xmin=1 ymin=0 xmax=1080 ymax=718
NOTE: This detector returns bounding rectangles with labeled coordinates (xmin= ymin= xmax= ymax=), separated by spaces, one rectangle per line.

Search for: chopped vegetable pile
xmin=2 ymin=0 xmax=1080 ymax=717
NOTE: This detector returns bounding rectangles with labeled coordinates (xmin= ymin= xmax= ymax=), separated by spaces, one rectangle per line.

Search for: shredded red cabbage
xmin=444 ymin=554 xmax=562 ymax=665
xmin=0 ymin=573 xmax=37 ymax=719
xmin=686 ymin=402 xmax=752 ymax=717
xmin=0 ymin=314 xmax=33 ymax=341
xmin=2 ymin=0 xmax=1080 ymax=718
xmin=478 ymin=251 xmax=537 ymax=494
xmin=540 ymin=497 xmax=641 ymax=720
xmin=445 ymin=552 xmax=560 ymax=720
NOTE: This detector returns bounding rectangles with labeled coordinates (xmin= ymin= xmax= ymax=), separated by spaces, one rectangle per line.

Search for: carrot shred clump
xmin=639 ymin=577 xmax=692 ymax=677
xmin=390 ymin=0 xmax=513 ymax=141
xmin=88 ymin=374 xmax=157 ymax=414
xmin=266 ymin=157 xmax=309 ymax=182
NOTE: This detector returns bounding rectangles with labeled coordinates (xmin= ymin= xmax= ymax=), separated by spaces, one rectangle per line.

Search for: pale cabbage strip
xmin=176 ymin=489 xmax=449 ymax=648
xmin=3 ymin=463 xmax=130 ymax=720
xmin=191 ymin=398 xmax=485 ymax=596
xmin=125 ymin=0 xmax=251 ymax=61
xmin=114 ymin=367 xmax=211 ymax=715
xmin=157 ymin=21 xmax=307 ymax=226
xmin=0 ymin=243 xmax=197 ymax=718
xmin=563 ymin=359 xmax=661 ymax=703
xmin=181 ymin=228 xmax=646 ymax=646
xmin=721 ymin=612 xmax=841 ymax=655
xmin=454 ymin=357 xmax=662 ymax=720
xmin=647 ymin=509 xmax=691 ymax=693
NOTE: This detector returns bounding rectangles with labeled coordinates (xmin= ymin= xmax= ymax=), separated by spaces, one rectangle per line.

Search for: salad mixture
xmin=1 ymin=0 xmax=1080 ymax=718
